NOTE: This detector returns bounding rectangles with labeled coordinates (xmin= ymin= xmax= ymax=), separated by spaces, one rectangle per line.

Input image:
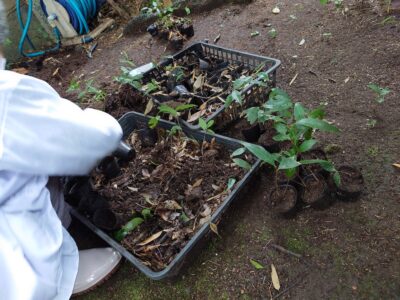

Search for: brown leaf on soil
xmin=127 ymin=186 xmax=139 ymax=192
xmin=142 ymin=169 xmax=151 ymax=178
xmin=138 ymin=231 xmax=163 ymax=246
xmin=187 ymin=110 xmax=205 ymax=123
xmin=192 ymin=178 xmax=203 ymax=188
xmin=393 ymin=163 xmax=400 ymax=169
xmin=210 ymin=222 xmax=219 ymax=236
xmin=12 ymin=67 xmax=29 ymax=75
xmin=163 ymin=200 xmax=182 ymax=210
xmin=271 ymin=264 xmax=281 ymax=290
xmin=144 ymin=99 xmax=154 ymax=115
xmin=193 ymin=74 xmax=205 ymax=91
xmin=200 ymin=204 xmax=212 ymax=217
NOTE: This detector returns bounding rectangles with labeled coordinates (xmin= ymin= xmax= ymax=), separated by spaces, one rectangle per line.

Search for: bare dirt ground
xmin=24 ymin=0 xmax=400 ymax=298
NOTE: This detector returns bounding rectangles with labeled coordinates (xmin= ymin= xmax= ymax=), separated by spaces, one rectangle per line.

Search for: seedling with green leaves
xmin=367 ymin=83 xmax=390 ymax=104
xmin=148 ymin=103 xmax=196 ymax=135
xmin=114 ymin=67 xmax=143 ymax=90
xmin=235 ymin=88 xmax=341 ymax=186
xmin=67 ymin=78 xmax=106 ymax=102
xmin=225 ymin=65 xmax=270 ymax=108
xmin=198 ymin=118 xmax=215 ymax=134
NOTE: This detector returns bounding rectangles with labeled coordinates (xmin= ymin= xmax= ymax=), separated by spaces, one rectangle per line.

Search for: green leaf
xmin=198 ymin=118 xmax=208 ymax=131
xmin=234 ymin=77 xmax=252 ymax=90
xmin=185 ymin=7 xmax=191 ymax=15
xmin=250 ymin=31 xmax=260 ymax=37
xmin=333 ymin=171 xmax=341 ymax=187
xmin=309 ymin=107 xmax=325 ymax=119
xmin=227 ymin=178 xmax=236 ymax=190
xmin=231 ymin=147 xmax=246 ymax=157
xmin=230 ymin=90 xmax=243 ymax=104
xmin=148 ymin=116 xmax=160 ymax=129
xmin=250 ymin=259 xmax=264 ymax=269
xmin=169 ymin=125 xmax=182 ymax=135
xmin=299 ymin=139 xmax=317 ymax=152
xmin=159 ymin=105 xmax=178 ymax=117
xmin=285 ymin=168 xmax=297 ymax=179
xmin=320 ymin=0 xmax=328 ymax=4
xmin=296 ymin=118 xmax=339 ymax=133
xmin=273 ymin=133 xmax=290 ymax=142
xmin=141 ymin=208 xmax=152 ymax=220
xmin=224 ymin=94 xmax=234 ymax=108
xmin=207 ymin=120 xmax=215 ymax=128
xmin=278 ymin=156 xmax=300 ymax=170
xmin=241 ymin=142 xmax=276 ymax=166
xmin=180 ymin=212 xmax=190 ymax=223
xmin=274 ymin=123 xmax=288 ymax=135
xmin=294 ymin=102 xmax=307 ymax=121
xmin=233 ymin=158 xmax=252 ymax=170
xmin=115 ymin=217 xmax=144 ymax=241
xmin=245 ymin=107 xmax=260 ymax=125
xmin=176 ymin=104 xmax=197 ymax=111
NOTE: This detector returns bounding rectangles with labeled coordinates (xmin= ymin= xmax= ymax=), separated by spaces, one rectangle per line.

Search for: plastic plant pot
xmin=269 ymin=184 xmax=298 ymax=216
xmin=334 ymin=165 xmax=364 ymax=201
xmin=114 ymin=140 xmax=136 ymax=162
xmin=300 ymin=148 xmax=329 ymax=178
xmin=241 ymin=123 xmax=261 ymax=143
xmin=78 ymin=191 xmax=109 ymax=216
xmin=300 ymin=174 xmax=332 ymax=209
xmin=147 ymin=24 xmax=159 ymax=37
xmin=65 ymin=177 xmax=91 ymax=207
xmin=138 ymin=127 xmax=158 ymax=147
xmin=92 ymin=208 xmax=119 ymax=231
xmin=99 ymin=156 xmax=121 ymax=179
xmin=178 ymin=23 xmax=194 ymax=37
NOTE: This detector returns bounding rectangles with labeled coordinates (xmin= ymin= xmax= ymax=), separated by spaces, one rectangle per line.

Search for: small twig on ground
xmin=270 ymin=244 xmax=302 ymax=259
xmin=272 ymin=275 xmax=304 ymax=299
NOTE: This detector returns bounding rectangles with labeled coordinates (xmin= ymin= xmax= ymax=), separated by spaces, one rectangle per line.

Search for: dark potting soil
xmin=92 ymin=130 xmax=248 ymax=271
xmin=337 ymin=166 xmax=364 ymax=194
xmin=301 ymin=176 xmax=328 ymax=205
xmin=104 ymin=85 xmax=155 ymax=119
xmin=270 ymin=185 xmax=297 ymax=214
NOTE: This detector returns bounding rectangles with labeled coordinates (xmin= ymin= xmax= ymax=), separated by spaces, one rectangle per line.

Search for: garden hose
xmin=17 ymin=0 xmax=100 ymax=57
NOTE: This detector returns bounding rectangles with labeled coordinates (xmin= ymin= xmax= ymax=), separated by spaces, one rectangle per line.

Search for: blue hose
xmin=17 ymin=0 xmax=100 ymax=57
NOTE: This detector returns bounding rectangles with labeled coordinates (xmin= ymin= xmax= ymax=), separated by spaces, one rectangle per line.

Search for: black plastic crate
xmin=132 ymin=41 xmax=281 ymax=131
xmin=71 ymin=111 xmax=261 ymax=280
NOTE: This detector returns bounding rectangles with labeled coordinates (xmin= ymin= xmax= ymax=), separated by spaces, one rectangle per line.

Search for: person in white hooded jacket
xmin=0 ymin=3 xmax=123 ymax=299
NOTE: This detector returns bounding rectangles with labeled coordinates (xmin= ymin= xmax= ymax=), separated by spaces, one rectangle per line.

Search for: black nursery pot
xmin=147 ymin=23 xmax=158 ymax=37
xmin=269 ymin=184 xmax=298 ymax=216
xmin=114 ymin=141 xmax=136 ymax=162
xmin=241 ymin=124 xmax=261 ymax=143
xmin=169 ymin=36 xmax=184 ymax=50
xmin=78 ymin=191 xmax=109 ymax=215
xmin=300 ymin=174 xmax=332 ymax=210
xmin=334 ymin=165 xmax=364 ymax=201
xmin=92 ymin=208 xmax=118 ymax=231
xmin=64 ymin=177 xmax=91 ymax=207
xmin=178 ymin=23 xmax=194 ymax=37
xmin=138 ymin=127 xmax=158 ymax=147
xmin=99 ymin=156 xmax=121 ymax=179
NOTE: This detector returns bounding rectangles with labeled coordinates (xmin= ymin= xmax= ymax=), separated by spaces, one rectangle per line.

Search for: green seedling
xmin=67 ymin=78 xmax=80 ymax=93
xmin=367 ymin=83 xmax=390 ymax=103
xmin=225 ymin=65 xmax=269 ymax=108
xmin=120 ymin=51 xmax=135 ymax=68
xmin=198 ymin=118 xmax=215 ymax=134
xmin=236 ymin=88 xmax=341 ymax=186
xmin=366 ymin=119 xmax=377 ymax=128
xmin=268 ymin=28 xmax=277 ymax=38
xmin=148 ymin=103 xmax=196 ymax=135
xmin=114 ymin=67 xmax=143 ymax=90
xmin=83 ymin=79 xmax=106 ymax=102
xmin=114 ymin=217 xmax=144 ymax=242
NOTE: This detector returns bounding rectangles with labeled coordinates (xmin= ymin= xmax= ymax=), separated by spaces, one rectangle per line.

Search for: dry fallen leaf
xmin=138 ymin=231 xmax=163 ymax=246
xmin=344 ymin=77 xmax=350 ymax=83
xmin=299 ymin=38 xmax=305 ymax=46
xmin=210 ymin=222 xmax=219 ymax=236
xmin=192 ymin=178 xmax=203 ymax=188
xmin=187 ymin=110 xmax=205 ymax=123
xmin=200 ymin=204 xmax=212 ymax=217
xmin=272 ymin=6 xmax=280 ymax=14
xmin=193 ymin=74 xmax=204 ymax=91
xmin=142 ymin=169 xmax=151 ymax=178
xmin=163 ymin=200 xmax=182 ymax=210
xmin=144 ymin=99 xmax=154 ymax=115
xmin=271 ymin=264 xmax=281 ymax=291
xmin=127 ymin=187 xmax=139 ymax=192
xmin=393 ymin=163 xmax=400 ymax=169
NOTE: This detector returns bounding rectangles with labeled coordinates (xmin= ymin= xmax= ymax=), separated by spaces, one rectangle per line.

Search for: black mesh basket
xmin=133 ymin=41 xmax=281 ymax=131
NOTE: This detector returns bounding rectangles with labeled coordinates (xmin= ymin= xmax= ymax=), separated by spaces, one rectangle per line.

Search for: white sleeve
xmin=0 ymin=71 xmax=123 ymax=175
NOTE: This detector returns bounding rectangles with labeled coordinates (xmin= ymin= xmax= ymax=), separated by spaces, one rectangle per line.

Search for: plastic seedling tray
xmin=131 ymin=41 xmax=281 ymax=131
xmin=71 ymin=111 xmax=261 ymax=280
